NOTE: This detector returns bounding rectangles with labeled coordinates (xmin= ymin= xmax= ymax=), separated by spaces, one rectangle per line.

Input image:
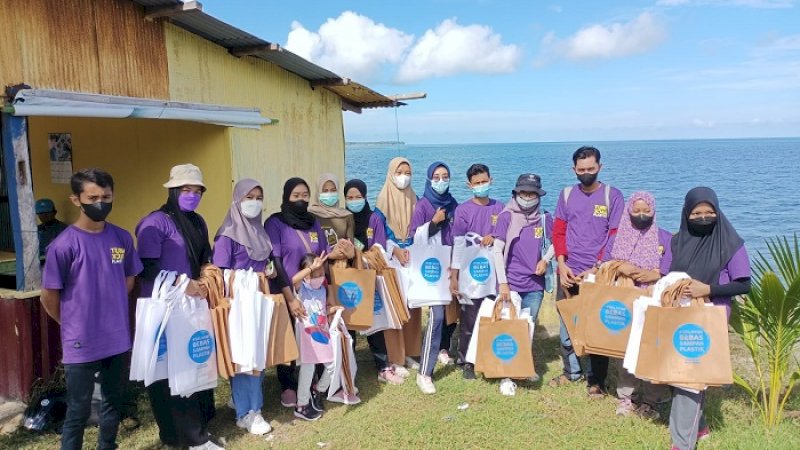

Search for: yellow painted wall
xmin=28 ymin=117 xmax=233 ymax=238
xmin=164 ymin=25 xmax=346 ymax=213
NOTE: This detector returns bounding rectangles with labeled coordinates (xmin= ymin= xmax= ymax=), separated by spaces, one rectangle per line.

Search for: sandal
xmin=587 ymin=384 xmax=606 ymax=399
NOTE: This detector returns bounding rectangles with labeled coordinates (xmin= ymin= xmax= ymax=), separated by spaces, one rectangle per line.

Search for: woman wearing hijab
xmin=491 ymin=174 xmax=554 ymax=390
xmin=374 ymin=157 xmax=422 ymax=376
xmin=212 ymin=179 xmax=293 ymax=436
xmin=666 ymin=187 xmax=751 ymax=450
xmin=264 ymin=177 xmax=353 ymax=408
xmin=600 ymin=191 xmax=672 ymax=419
xmin=343 ymin=179 xmax=405 ymax=385
xmin=408 ymin=162 xmax=460 ymax=394
xmin=135 ymin=164 xmax=221 ymax=450
xmin=309 ymin=173 xmax=356 ymax=248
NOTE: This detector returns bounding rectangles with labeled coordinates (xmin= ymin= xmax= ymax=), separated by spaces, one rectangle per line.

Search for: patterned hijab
xmin=610 ymin=191 xmax=661 ymax=271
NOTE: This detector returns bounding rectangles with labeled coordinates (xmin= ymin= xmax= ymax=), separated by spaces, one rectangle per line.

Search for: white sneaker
xmin=416 ymin=374 xmax=436 ymax=395
xmin=189 ymin=440 xmax=225 ymax=450
xmin=392 ymin=364 xmax=410 ymax=378
xmin=499 ymin=378 xmax=517 ymax=396
xmin=405 ymin=357 xmax=421 ymax=371
xmin=236 ymin=411 xmax=272 ymax=436
xmin=437 ymin=350 xmax=453 ymax=366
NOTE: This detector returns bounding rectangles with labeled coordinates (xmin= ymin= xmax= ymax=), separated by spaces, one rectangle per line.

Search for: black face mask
xmin=288 ymin=200 xmax=309 ymax=214
xmin=688 ymin=216 xmax=717 ymax=235
xmin=81 ymin=201 xmax=112 ymax=222
xmin=630 ymin=214 xmax=654 ymax=230
xmin=577 ymin=172 xmax=598 ymax=187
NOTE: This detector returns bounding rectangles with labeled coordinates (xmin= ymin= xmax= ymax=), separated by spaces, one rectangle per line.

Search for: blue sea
xmin=346 ymin=138 xmax=800 ymax=260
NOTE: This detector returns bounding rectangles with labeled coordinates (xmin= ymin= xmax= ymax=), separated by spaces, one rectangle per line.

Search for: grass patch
xmin=2 ymin=299 xmax=799 ymax=449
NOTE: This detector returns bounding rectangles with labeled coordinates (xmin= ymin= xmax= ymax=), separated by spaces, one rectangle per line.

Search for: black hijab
xmin=669 ymin=187 xmax=744 ymax=284
xmin=276 ymin=177 xmax=315 ymax=230
xmin=159 ymin=187 xmax=212 ymax=278
xmin=344 ymin=179 xmax=372 ymax=247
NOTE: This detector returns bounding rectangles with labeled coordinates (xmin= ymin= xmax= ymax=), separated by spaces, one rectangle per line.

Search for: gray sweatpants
xmin=614 ymin=359 xmax=670 ymax=405
xmin=670 ymin=388 xmax=707 ymax=450
xmin=297 ymin=362 xmax=334 ymax=407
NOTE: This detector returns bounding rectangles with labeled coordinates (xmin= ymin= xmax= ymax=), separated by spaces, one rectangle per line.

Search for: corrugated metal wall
xmin=0 ymin=0 xmax=169 ymax=99
xmin=165 ymin=25 xmax=346 ymax=214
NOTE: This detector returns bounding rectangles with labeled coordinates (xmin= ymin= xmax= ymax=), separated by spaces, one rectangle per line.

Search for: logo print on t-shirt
xmin=110 ymin=247 xmax=125 ymax=264
xmin=309 ymin=232 xmax=319 ymax=243
xmin=323 ymin=227 xmax=339 ymax=246
xmin=534 ymin=227 xmax=544 ymax=239
xmin=491 ymin=214 xmax=498 ymax=225
xmin=658 ymin=245 xmax=665 ymax=255
xmin=367 ymin=227 xmax=374 ymax=239
xmin=593 ymin=205 xmax=608 ymax=218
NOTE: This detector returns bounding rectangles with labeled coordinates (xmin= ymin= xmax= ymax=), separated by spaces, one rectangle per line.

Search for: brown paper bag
xmin=330 ymin=266 xmax=376 ymax=330
xmin=555 ymin=295 xmax=587 ymax=356
xmin=636 ymin=303 xmax=732 ymax=386
xmin=384 ymin=328 xmax=407 ymax=365
xmin=476 ymin=301 xmax=535 ymax=379
xmin=445 ymin=301 xmax=459 ymax=326
xmin=580 ymin=282 xmax=645 ymax=358
xmin=266 ymin=294 xmax=300 ymax=367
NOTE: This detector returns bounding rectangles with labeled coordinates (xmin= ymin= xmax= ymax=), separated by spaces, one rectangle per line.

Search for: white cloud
xmin=692 ymin=118 xmax=716 ymax=128
xmin=657 ymin=0 xmax=794 ymax=7
xmin=285 ymin=11 xmax=414 ymax=81
xmin=549 ymin=5 xmax=564 ymax=13
xmin=395 ymin=19 xmax=521 ymax=84
xmin=536 ymin=12 xmax=666 ymax=64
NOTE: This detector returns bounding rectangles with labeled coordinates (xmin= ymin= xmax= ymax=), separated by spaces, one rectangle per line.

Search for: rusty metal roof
xmin=130 ymin=0 xmax=397 ymax=110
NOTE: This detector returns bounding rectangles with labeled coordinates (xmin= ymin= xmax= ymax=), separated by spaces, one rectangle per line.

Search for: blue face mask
xmin=319 ymin=192 xmax=339 ymax=207
xmin=431 ymin=180 xmax=450 ymax=195
xmin=472 ymin=183 xmax=491 ymax=198
xmin=346 ymin=199 xmax=366 ymax=213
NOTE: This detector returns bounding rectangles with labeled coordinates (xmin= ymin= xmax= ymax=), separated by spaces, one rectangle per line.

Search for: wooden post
xmin=1 ymin=113 xmax=41 ymax=291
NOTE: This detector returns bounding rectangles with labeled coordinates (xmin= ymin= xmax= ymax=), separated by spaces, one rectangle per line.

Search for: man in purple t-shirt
xmin=41 ymin=169 xmax=142 ymax=450
xmin=551 ymin=146 xmax=624 ymax=397
xmin=450 ymin=164 xmax=505 ymax=380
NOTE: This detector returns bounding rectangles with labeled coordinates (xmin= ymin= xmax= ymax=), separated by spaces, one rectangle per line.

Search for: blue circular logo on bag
xmin=673 ymin=323 xmax=710 ymax=359
xmin=421 ymin=258 xmax=442 ymax=282
xmin=492 ymin=333 xmax=518 ymax=361
xmin=188 ymin=330 xmax=213 ymax=364
xmin=599 ymin=300 xmax=631 ymax=332
xmin=338 ymin=282 xmax=363 ymax=308
xmin=156 ymin=332 xmax=167 ymax=358
xmin=469 ymin=257 xmax=491 ymax=283
xmin=373 ymin=288 xmax=383 ymax=312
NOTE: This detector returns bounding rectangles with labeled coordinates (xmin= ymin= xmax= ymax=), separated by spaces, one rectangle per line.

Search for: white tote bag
xmin=458 ymin=232 xmax=497 ymax=299
xmin=360 ymin=275 xmax=394 ymax=336
xmin=144 ymin=274 xmax=189 ymax=387
xmin=166 ymin=287 xmax=218 ymax=397
xmin=407 ymin=223 xmax=452 ymax=307
xmin=131 ymin=270 xmax=176 ymax=382
xmin=328 ymin=311 xmax=358 ymax=401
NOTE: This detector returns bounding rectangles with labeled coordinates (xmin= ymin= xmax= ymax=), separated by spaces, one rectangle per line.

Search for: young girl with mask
xmin=492 ymin=173 xmax=553 ymax=387
xmin=291 ymin=253 xmax=342 ymax=421
xmin=212 ymin=179 xmax=295 ymax=436
xmin=600 ymin=191 xmax=672 ymax=419
xmin=264 ymin=178 xmax=353 ymax=408
xmin=135 ymin=164 xmax=221 ymax=450
xmin=343 ymin=179 xmax=405 ymax=385
xmin=374 ymin=157 xmax=423 ymax=376
xmin=666 ymin=187 xmax=751 ymax=450
xmin=408 ymin=162 xmax=460 ymax=394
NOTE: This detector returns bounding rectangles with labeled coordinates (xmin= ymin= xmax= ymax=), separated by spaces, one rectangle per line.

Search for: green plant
xmin=730 ymin=234 xmax=800 ymax=428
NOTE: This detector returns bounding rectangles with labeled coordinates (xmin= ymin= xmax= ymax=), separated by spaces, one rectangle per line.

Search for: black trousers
xmin=146 ymin=380 xmax=216 ymax=447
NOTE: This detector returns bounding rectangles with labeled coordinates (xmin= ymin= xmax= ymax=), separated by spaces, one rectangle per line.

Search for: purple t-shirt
xmin=135 ymin=211 xmax=208 ymax=294
xmin=264 ymin=216 xmax=331 ymax=281
xmin=409 ymin=197 xmax=455 ymax=246
xmin=452 ymin=198 xmax=505 ymax=239
xmin=42 ymin=224 xmax=143 ymax=364
xmin=494 ymin=211 xmax=553 ymax=293
xmin=555 ymin=183 xmax=624 ymax=273
xmin=367 ymin=212 xmax=388 ymax=249
xmin=212 ymin=235 xmax=268 ymax=272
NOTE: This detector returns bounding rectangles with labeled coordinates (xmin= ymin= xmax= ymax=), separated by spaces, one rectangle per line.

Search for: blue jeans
xmin=61 ymin=352 xmax=126 ymax=450
xmin=518 ymin=290 xmax=544 ymax=322
xmin=231 ymin=372 xmax=264 ymax=419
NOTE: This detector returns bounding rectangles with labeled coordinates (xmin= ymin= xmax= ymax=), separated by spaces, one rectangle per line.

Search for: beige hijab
xmin=308 ymin=173 xmax=351 ymax=219
xmin=376 ymin=157 xmax=417 ymax=241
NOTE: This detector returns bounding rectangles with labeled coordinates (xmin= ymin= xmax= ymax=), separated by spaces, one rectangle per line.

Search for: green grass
xmin=3 ymin=300 xmax=799 ymax=450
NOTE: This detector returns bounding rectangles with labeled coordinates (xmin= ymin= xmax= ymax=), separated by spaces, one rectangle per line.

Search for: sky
xmin=198 ymin=0 xmax=800 ymax=144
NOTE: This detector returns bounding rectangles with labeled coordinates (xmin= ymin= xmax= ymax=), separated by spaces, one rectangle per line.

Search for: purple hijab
xmin=610 ymin=191 xmax=660 ymax=271
xmin=215 ymin=178 xmax=272 ymax=261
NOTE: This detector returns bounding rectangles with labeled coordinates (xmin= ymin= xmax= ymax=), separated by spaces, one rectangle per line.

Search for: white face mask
xmin=517 ymin=197 xmax=539 ymax=210
xmin=392 ymin=174 xmax=411 ymax=190
xmin=240 ymin=199 xmax=263 ymax=219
